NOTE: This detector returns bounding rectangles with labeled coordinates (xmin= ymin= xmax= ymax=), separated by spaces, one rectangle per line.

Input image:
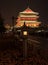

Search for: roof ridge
xmin=24 ymin=7 xmax=32 ymax=12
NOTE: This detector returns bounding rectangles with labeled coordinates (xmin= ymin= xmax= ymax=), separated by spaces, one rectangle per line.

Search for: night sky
xmin=0 ymin=0 xmax=48 ymax=25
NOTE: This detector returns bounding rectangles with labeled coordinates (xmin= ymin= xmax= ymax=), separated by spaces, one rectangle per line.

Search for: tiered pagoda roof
xmin=20 ymin=7 xmax=39 ymax=15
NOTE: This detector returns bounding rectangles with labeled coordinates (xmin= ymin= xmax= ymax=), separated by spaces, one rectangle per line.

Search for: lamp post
xmin=20 ymin=22 xmax=28 ymax=58
xmin=23 ymin=31 xmax=28 ymax=58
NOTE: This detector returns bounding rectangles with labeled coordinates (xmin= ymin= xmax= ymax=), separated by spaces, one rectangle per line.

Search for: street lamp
xmin=22 ymin=31 xmax=28 ymax=58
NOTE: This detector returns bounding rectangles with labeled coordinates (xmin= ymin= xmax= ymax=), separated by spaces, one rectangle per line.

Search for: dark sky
xmin=0 ymin=0 xmax=48 ymax=25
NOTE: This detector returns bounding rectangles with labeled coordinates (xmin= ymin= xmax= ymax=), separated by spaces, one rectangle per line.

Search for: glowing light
xmin=23 ymin=31 xmax=28 ymax=35
xmin=5 ymin=24 xmax=11 ymax=29
xmin=34 ymin=24 xmax=37 ymax=27
xmin=26 ymin=24 xmax=28 ymax=26
xmin=21 ymin=24 xmax=23 ymax=26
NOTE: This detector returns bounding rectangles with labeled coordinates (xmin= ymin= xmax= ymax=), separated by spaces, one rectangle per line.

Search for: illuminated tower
xmin=15 ymin=7 xmax=41 ymax=28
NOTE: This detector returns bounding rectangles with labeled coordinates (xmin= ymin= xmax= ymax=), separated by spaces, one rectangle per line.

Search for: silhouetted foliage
xmin=0 ymin=14 xmax=6 ymax=33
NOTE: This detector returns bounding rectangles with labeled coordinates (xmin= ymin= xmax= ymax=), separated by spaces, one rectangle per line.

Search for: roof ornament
xmin=27 ymin=0 xmax=30 ymax=7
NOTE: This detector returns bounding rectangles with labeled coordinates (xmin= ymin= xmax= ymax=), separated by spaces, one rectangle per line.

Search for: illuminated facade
xmin=16 ymin=7 xmax=41 ymax=28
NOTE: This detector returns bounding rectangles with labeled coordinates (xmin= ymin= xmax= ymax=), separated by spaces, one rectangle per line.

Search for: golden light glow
xmin=29 ymin=24 xmax=32 ymax=26
xmin=33 ymin=24 xmax=37 ymax=27
xmin=23 ymin=31 xmax=28 ymax=35
xmin=21 ymin=24 xmax=23 ymax=26
xmin=26 ymin=24 xmax=28 ymax=26
xmin=5 ymin=24 xmax=10 ymax=29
